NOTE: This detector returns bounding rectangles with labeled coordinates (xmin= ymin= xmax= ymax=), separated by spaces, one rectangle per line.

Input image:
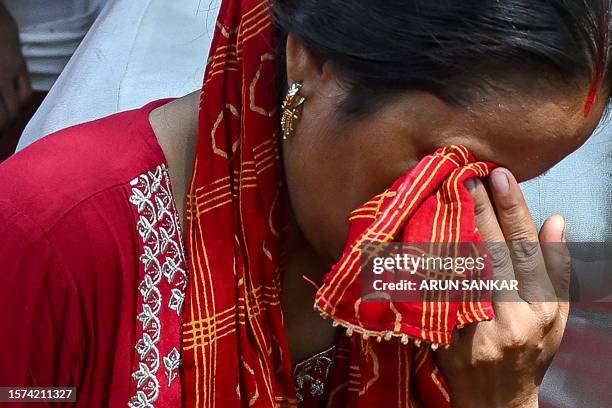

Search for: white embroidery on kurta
xmin=169 ymin=288 xmax=185 ymax=314
xmin=128 ymin=165 xmax=188 ymax=408
xmin=163 ymin=348 xmax=182 ymax=387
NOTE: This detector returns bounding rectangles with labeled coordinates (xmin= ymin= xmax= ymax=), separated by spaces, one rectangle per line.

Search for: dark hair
xmin=272 ymin=0 xmax=612 ymax=115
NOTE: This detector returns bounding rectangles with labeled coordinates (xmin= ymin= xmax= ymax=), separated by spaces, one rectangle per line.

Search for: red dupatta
xmin=182 ymin=0 xmax=495 ymax=406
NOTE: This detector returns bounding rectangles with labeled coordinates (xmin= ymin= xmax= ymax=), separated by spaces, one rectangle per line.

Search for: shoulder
xmin=0 ymin=100 xmax=171 ymax=230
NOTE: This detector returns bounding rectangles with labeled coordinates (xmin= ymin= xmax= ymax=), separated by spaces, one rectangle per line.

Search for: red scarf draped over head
xmin=183 ymin=0 xmax=496 ymax=406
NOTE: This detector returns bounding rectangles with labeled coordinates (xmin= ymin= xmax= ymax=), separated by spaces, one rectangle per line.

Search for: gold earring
xmin=281 ymin=82 xmax=306 ymax=140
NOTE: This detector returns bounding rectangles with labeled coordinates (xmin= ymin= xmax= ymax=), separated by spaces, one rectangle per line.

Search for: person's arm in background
xmin=0 ymin=2 xmax=31 ymax=131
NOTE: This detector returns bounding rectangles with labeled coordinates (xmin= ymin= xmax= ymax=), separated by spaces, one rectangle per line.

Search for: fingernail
xmin=490 ymin=169 xmax=510 ymax=194
xmin=561 ymin=218 xmax=567 ymax=242
xmin=465 ymin=179 xmax=476 ymax=195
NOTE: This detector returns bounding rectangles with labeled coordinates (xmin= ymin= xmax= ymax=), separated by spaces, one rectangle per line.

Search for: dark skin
xmin=282 ymin=35 xmax=606 ymax=263
xmin=150 ymin=35 xmax=608 ymax=408
xmin=0 ymin=3 xmax=32 ymax=130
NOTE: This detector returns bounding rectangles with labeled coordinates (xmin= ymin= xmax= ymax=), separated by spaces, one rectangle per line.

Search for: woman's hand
xmin=0 ymin=4 xmax=31 ymax=131
xmin=434 ymin=168 xmax=570 ymax=408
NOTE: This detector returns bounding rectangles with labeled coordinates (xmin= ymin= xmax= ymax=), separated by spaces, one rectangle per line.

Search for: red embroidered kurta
xmin=0 ymin=100 xmax=188 ymax=407
xmin=0 ymin=99 xmax=340 ymax=408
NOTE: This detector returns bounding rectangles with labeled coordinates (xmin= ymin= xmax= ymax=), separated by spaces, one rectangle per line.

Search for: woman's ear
xmin=286 ymin=34 xmax=336 ymax=92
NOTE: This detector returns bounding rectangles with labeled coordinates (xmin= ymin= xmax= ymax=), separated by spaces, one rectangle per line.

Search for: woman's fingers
xmin=488 ymin=168 xmax=558 ymax=320
xmin=538 ymin=215 xmax=570 ymax=364
xmin=469 ymin=178 xmax=504 ymax=243
xmin=488 ymin=169 xmax=539 ymax=241
xmin=539 ymin=215 xmax=570 ymax=320
xmin=467 ymin=177 xmax=521 ymax=308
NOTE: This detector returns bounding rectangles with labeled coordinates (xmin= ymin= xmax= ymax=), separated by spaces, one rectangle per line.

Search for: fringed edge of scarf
xmin=314 ymin=305 xmax=451 ymax=350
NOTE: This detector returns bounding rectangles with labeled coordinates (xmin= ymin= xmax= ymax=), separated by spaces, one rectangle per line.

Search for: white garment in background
xmin=3 ymin=0 xmax=106 ymax=91
xmin=16 ymin=0 xmax=220 ymax=150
